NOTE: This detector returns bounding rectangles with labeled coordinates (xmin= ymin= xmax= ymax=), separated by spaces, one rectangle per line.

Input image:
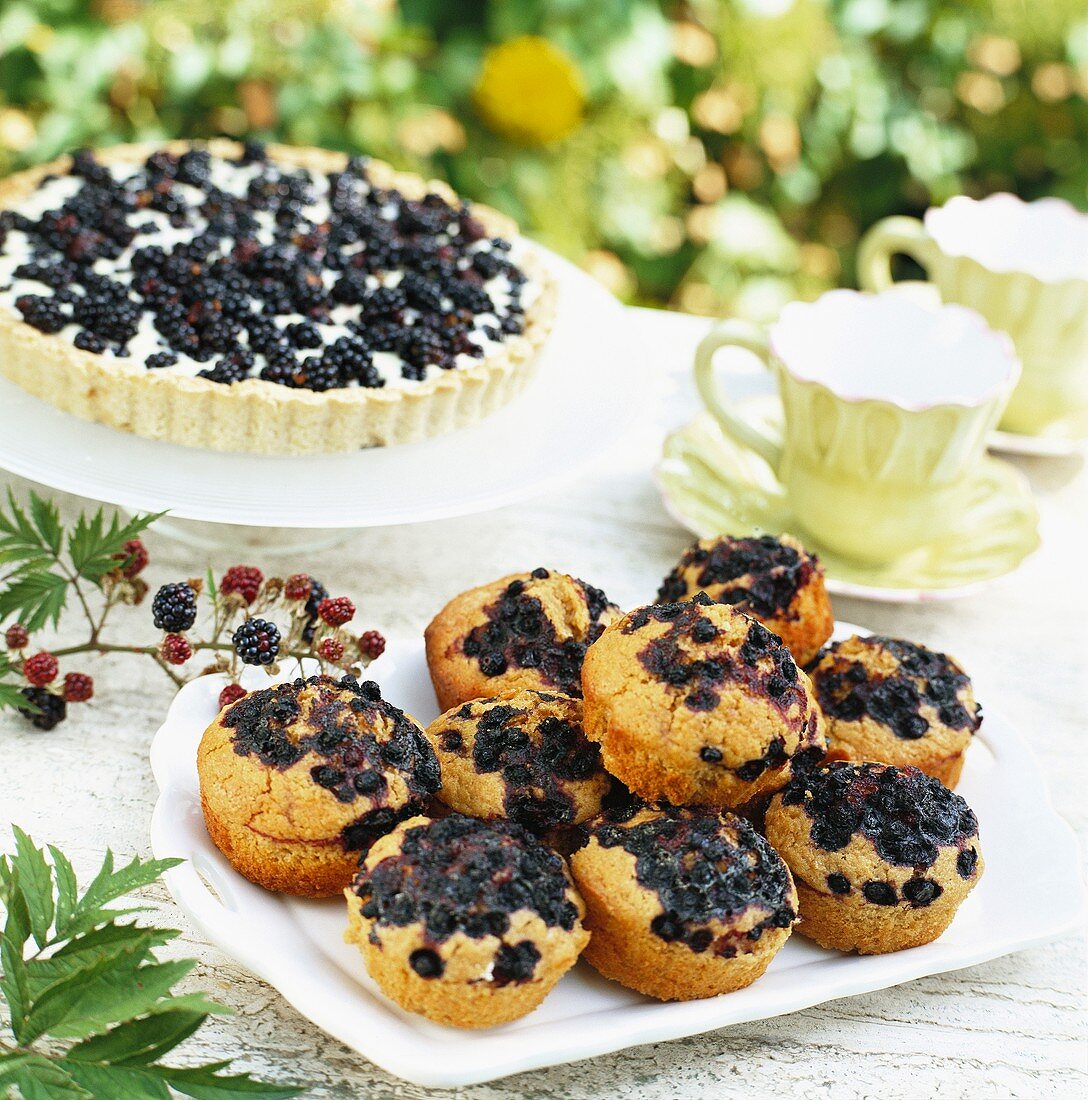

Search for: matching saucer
xmin=655 ymin=402 xmax=1040 ymax=603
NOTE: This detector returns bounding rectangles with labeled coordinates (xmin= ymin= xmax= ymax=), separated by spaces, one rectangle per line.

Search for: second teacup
xmin=859 ymin=194 xmax=1088 ymax=438
xmin=694 ymin=290 xmax=1020 ymax=564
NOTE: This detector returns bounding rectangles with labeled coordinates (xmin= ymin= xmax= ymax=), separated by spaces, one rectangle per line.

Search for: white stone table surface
xmin=1 ymin=308 xmax=1085 ymax=1098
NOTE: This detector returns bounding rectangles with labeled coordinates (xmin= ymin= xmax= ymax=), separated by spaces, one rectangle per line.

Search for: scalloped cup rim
xmin=767 ymin=290 xmax=1020 ymax=412
xmin=924 ymin=193 xmax=1088 ymax=285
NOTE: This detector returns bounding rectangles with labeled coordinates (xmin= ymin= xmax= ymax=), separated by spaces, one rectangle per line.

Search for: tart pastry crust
xmin=0 ymin=140 xmax=557 ymax=454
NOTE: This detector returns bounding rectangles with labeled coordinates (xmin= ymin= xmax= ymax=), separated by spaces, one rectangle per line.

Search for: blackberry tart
xmin=0 ymin=140 xmax=556 ymax=453
xmin=657 ymin=534 xmax=833 ymax=665
xmin=424 ymin=568 xmax=621 ymax=711
xmin=809 ymin=635 xmax=981 ymax=787
xmin=570 ymin=806 xmax=797 ymax=1000
xmin=197 ymin=675 xmax=440 ymax=896
xmin=765 ymin=762 xmax=984 ymax=954
xmin=580 ymin=595 xmax=826 ymax=809
xmin=424 ymin=690 xmax=612 ymax=840
xmin=344 ymin=813 xmax=588 ymax=1028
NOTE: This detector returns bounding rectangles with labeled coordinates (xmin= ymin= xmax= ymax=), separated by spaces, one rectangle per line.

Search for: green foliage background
xmin=0 ymin=0 xmax=1086 ymax=318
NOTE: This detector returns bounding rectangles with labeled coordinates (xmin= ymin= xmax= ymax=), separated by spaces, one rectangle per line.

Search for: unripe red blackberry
xmin=218 ymin=683 xmax=247 ymax=709
xmin=161 ymin=633 xmax=193 ymax=666
xmin=24 ymin=652 xmax=59 ymax=687
xmin=317 ymin=637 xmax=344 ymax=662
xmin=115 ymin=538 xmax=149 ymax=578
xmin=317 ymin=596 xmax=355 ymax=627
xmin=284 ymin=574 xmax=312 ymax=601
xmin=4 ymin=623 xmax=29 ymax=650
xmin=62 ymin=672 xmax=94 ymax=703
xmin=358 ymin=630 xmax=386 ymax=661
xmin=220 ymin=565 xmax=263 ymax=605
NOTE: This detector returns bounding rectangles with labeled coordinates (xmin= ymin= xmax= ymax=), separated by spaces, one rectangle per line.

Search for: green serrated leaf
xmin=65 ymin=853 xmax=182 ymax=937
xmin=48 ymin=845 xmax=78 ymax=936
xmin=66 ymin=1008 xmax=207 ymax=1067
xmin=27 ymin=493 xmax=62 ymax=557
xmin=0 ymin=679 xmax=27 ymax=713
xmin=59 ymin=1059 xmax=172 ymax=1098
xmin=11 ymin=826 xmax=54 ymax=948
xmin=23 ymin=956 xmax=197 ymax=1042
xmin=0 ymin=490 xmax=55 ymax=573
xmin=158 ymin=1063 xmax=306 ymax=1099
xmin=26 ymin=923 xmax=173 ymax=999
xmin=1 ymin=1054 xmax=91 ymax=1099
xmin=66 ymin=509 xmax=163 ymax=584
xmin=1 ymin=879 xmax=33 ymax=1044
xmin=0 ymin=570 xmax=69 ymax=633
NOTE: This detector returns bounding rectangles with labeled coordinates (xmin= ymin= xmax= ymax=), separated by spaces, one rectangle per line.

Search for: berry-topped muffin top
xmin=424 ymin=568 xmax=621 ymax=710
xmin=657 ymin=533 xmax=833 ymax=666
xmin=0 ymin=142 xmax=538 ymax=390
xmin=425 ymin=690 xmax=612 ymax=836
xmin=580 ymin=594 xmax=826 ymax=808
xmin=809 ymin=635 xmax=981 ymax=787
xmin=203 ymin=674 xmax=440 ymax=853
xmin=766 ymin=762 xmax=984 ymax=952
xmin=777 ymin=761 xmax=978 ymax=867
xmin=344 ymin=813 xmax=588 ymax=1027
xmin=583 ymin=806 xmax=797 ymax=956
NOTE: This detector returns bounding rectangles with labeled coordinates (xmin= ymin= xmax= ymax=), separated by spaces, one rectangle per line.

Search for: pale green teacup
xmin=859 ymin=194 xmax=1088 ymax=438
xmin=694 ymin=290 xmax=1020 ymax=564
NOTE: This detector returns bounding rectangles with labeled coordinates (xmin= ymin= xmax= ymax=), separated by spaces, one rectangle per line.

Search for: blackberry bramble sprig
xmin=0 ymin=490 xmax=387 ymax=731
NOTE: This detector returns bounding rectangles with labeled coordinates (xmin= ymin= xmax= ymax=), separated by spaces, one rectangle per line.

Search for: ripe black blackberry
xmin=302 ymin=577 xmax=328 ymax=643
xmin=199 ymin=347 xmax=254 ymax=384
xmin=322 ymin=335 xmax=376 ymax=385
xmin=152 ymin=582 xmax=198 ymax=633
xmin=358 ymin=285 xmax=407 ymax=323
xmin=399 ymin=272 xmax=444 ymax=313
xmin=233 ymin=618 xmax=281 ymax=666
xmin=74 ymin=330 xmax=108 ymax=353
xmin=15 ymin=295 xmax=67 ymax=334
xmin=18 ymin=687 xmax=67 ymax=731
xmin=146 ymin=351 xmax=179 ymax=370
xmin=332 ymin=270 xmax=370 ymax=306
xmin=13 ymin=260 xmax=77 ymax=290
xmin=285 ymin=319 xmax=322 ymax=349
xmin=72 ymin=294 xmax=141 ymax=344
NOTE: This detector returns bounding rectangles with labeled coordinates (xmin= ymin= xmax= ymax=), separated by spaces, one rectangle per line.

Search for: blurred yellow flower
xmin=474 ymin=36 xmax=586 ymax=145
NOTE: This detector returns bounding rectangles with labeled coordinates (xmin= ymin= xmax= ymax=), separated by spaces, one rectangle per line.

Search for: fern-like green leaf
xmin=0 ymin=569 xmax=69 ymax=632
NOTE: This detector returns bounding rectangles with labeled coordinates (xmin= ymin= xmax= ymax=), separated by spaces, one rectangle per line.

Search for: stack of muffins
xmin=197 ymin=536 xmax=984 ymax=1028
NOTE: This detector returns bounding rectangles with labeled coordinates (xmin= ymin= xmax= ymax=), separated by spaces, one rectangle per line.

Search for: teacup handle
xmin=857 ymin=216 xmax=937 ymax=291
xmin=694 ymin=320 xmax=784 ymax=474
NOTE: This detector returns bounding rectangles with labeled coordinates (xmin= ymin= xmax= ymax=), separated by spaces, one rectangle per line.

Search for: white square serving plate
xmin=149 ymin=624 xmax=1086 ymax=1088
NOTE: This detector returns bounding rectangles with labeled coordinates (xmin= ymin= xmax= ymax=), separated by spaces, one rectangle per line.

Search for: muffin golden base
xmin=201 ymin=791 xmax=357 ymax=899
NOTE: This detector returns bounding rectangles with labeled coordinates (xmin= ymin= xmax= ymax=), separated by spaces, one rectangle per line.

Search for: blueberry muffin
xmin=809 ymin=636 xmax=981 ymax=787
xmin=0 ymin=141 xmax=556 ymax=453
xmin=657 ymin=534 xmax=833 ymax=665
xmin=580 ymin=594 xmax=825 ymax=809
xmin=765 ymin=762 xmax=983 ymax=954
xmin=198 ymin=675 xmax=440 ymax=896
xmin=424 ymin=568 xmax=621 ymax=710
xmin=424 ymin=691 xmax=612 ymax=839
xmin=344 ymin=814 xmax=588 ymax=1027
xmin=570 ymin=806 xmax=797 ymax=1000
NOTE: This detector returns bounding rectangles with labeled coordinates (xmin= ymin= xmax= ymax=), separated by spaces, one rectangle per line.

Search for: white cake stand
xmin=0 ymin=246 xmax=652 ymax=546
